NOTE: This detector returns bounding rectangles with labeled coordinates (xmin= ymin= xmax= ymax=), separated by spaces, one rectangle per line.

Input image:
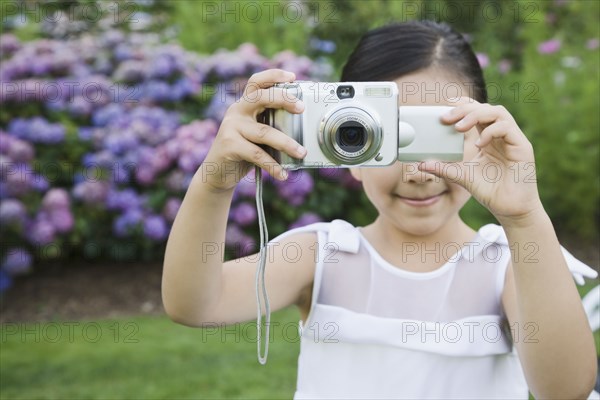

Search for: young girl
xmin=162 ymin=21 xmax=598 ymax=399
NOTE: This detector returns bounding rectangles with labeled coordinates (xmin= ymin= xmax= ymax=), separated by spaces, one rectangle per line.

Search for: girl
xmin=162 ymin=21 xmax=598 ymax=399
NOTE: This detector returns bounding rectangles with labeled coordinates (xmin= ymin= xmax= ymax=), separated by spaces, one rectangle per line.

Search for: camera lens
xmin=318 ymin=106 xmax=383 ymax=165
xmin=337 ymin=123 xmax=367 ymax=152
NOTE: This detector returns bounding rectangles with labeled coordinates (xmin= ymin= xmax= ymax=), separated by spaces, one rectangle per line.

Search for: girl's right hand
xmin=200 ymin=69 xmax=307 ymax=192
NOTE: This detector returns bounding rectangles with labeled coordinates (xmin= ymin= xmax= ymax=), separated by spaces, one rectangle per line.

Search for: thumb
xmin=418 ymin=161 xmax=470 ymax=188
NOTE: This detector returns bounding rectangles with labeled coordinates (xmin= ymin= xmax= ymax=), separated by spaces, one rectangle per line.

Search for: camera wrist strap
xmin=255 ymin=167 xmax=270 ymax=364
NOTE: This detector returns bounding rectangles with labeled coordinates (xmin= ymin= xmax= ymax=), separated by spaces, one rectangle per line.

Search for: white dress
xmin=271 ymin=219 xmax=598 ymax=400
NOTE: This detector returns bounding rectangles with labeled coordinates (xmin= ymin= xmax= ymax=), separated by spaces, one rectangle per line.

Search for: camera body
xmin=263 ymin=81 xmax=462 ymax=169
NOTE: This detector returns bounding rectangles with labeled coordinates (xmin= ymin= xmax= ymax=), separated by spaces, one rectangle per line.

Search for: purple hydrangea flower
xmin=289 ymin=212 xmax=322 ymax=229
xmin=234 ymin=174 xmax=257 ymax=198
xmin=2 ymin=163 xmax=46 ymax=196
xmin=276 ymin=171 xmax=314 ymax=206
xmin=101 ymin=30 xmax=125 ymax=48
xmin=113 ymin=60 xmax=146 ymax=82
xmin=148 ymin=54 xmax=174 ymax=79
xmin=92 ymin=103 xmax=126 ymax=127
xmin=8 ymin=117 xmax=65 ymax=144
xmin=67 ymin=95 xmax=94 ymax=117
xmin=0 ymin=270 xmax=12 ymax=292
xmin=1 ymin=248 xmax=33 ymax=275
xmin=340 ymin=170 xmax=363 ymax=190
xmin=211 ymin=51 xmax=248 ymax=78
xmin=225 ymin=224 xmax=255 ymax=256
xmin=163 ymin=197 xmax=181 ymax=223
xmin=0 ymin=198 xmax=27 ymax=225
xmin=135 ymin=166 xmax=157 ymax=186
xmin=205 ymin=92 xmax=237 ymax=121
xmin=106 ymin=188 xmax=142 ymax=211
xmin=170 ymin=77 xmax=197 ymax=100
xmin=82 ymin=150 xmax=115 ymax=168
xmin=111 ymin=162 xmax=133 ymax=185
xmin=230 ymin=202 xmax=257 ymax=226
xmin=104 ymin=130 xmax=140 ymax=155
xmin=113 ymin=208 xmax=143 ymax=237
xmin=142 ymin=80 xmax=172 ymax=102
xmin=30 ymin=174 xmax=49 ymax=192
xmin=72 ymin=180 xmax=110 ymax=204
xmin=309 ymin=38 xmax=336 ymax=54
xmin=28 ymin=218 xmax=56 ymax=245
xmin=0 ymin=34 xmax=21 ymax=57
xmin=78 ymin=127 xmax=95 ymax=141
xmin=6 ymin=138 xmax=34 ymax=163
xmin=144 ymin=214 xmax=168 ymax=241
xmin=42 ymin=188 xmax=70 ymax=210
xmin=48 ymin=208 xmax=74 ymax=233
xmin=0 ymin=132 xmax=11 ymax=153
xmin=165 ymin=170 xmax=186 ymax=192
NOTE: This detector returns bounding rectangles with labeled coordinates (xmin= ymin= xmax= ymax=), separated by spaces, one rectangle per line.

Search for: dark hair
xmin=341 ymin=20 xmax=487 ymax=103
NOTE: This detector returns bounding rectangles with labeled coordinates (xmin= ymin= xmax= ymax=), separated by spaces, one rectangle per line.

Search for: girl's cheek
xmin=449 ymin=183 xmax=471 ymax=204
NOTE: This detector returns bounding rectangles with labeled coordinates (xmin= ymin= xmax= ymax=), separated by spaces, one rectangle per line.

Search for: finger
xmin=447 ymin=96 xmax=479 ymax=106
xmin=417 ymin=160 xmax=469 ymax=188
xmin=441 ymin=97 xmax=480 ymax=123
xmin=239 ymin=87 xmax=304 ymax=116
xmin=238 ymin=121 xmax=307 ymax=159
xmin=477 ymin=120 xmax=524 ymax=148
xmin=452 ymin=104 xmax=514 ymax=132
xmin=245 ymin=69 xmax=296 ymax=94
xmin=235 ymin=139 xmax=289 ymax=181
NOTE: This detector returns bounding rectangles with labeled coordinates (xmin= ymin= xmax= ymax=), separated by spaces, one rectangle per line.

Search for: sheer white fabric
xmin=270 ymin=220 xmax=598 ymax=399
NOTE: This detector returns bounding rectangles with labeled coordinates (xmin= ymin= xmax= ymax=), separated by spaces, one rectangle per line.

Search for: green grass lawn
xmin=1 ymin=282 xmax=598 ymax=400
xmin=0 ymin=307 xmax=302 ymax=400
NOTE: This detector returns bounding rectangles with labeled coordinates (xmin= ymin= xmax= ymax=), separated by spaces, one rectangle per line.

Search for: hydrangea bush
xmin=0 ymin=3 xmax=367 ymax=291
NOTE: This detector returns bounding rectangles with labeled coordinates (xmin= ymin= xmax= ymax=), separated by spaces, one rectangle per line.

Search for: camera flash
xmin=364 ymin=87 xmax=392 ymax=97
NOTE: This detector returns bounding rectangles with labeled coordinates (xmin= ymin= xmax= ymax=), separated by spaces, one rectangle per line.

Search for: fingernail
xmin=455 ymin=119 xmax=465 ymax=128
xmin=419 ymin=161 xmax=434 ymax=170
xmin=475 ymin=138 xmax=481 ymax=147
xmin=280 ymin=169 xmax=288 ymax=180
xmin=296 ymin=144 xmax=307 ymax=157
xmin=295 ymin=100 xmax=304 ymax=111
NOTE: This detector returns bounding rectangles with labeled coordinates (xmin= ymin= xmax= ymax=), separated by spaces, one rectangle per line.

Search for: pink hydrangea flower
xmin=476 ymin=53 xmax=489 ymax=68
xmin=538 ymin=39 xmax=561 ymax=54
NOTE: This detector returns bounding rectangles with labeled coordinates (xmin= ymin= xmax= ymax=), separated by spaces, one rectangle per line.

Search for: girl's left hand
xmin=418 ymin=97 xmax=544 ymax=226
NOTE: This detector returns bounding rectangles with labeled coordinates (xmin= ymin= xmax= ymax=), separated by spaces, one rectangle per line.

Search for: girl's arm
xmin=420 ymin=99 xmax=597 ymax=399
xmin=161 ymin=69 xmax=315 ymax=327
xmin=499 ymin=210 xmax=597 ymax=399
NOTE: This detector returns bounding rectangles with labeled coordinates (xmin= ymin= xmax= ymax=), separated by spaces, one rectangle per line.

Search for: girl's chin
xmin=384 ymin=215 xmax=447 ymax=237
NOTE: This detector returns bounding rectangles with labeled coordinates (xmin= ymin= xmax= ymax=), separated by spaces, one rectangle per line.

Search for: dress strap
xmin=479 ymin=223 xmax=598 ymax=286
xmin=328 ymin=219 xmax=360 ymax=254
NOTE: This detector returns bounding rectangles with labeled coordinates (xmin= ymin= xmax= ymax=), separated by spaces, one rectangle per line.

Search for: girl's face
xmin=350 ymin=67 xmax=480 ymax=236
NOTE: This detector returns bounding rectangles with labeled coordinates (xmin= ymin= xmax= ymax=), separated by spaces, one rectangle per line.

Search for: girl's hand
xmin=418 ymin=97 xmax=544 ymax=226
xmin=199 ymin=69 xmax=307 ymax=192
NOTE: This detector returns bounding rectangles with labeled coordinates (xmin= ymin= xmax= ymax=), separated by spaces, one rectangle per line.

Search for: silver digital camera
xmin=262 ymin=81 xmax=463 ymax=169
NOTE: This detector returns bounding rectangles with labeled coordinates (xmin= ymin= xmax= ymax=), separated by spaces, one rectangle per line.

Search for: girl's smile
xmin=395 ymin=190 xmax=448 ymax=207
